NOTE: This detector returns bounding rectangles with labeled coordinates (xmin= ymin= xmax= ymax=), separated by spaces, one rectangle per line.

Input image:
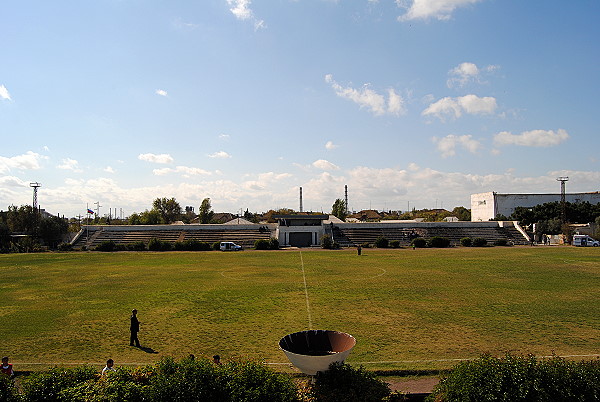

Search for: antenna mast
xmin=30 ymin=182 xmax=42 ymax=209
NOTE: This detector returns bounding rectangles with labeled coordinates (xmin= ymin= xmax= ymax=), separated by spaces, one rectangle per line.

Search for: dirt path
xmin=386 ymin=376 xmax=440 ymax=394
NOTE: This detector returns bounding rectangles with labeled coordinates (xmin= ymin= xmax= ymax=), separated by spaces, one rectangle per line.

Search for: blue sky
xmin=1 ymin=0 xmax=599 ymax=218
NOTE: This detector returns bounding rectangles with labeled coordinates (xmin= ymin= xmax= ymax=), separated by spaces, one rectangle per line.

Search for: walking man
xmin=130 ymin=309 xmax=140 ymax=347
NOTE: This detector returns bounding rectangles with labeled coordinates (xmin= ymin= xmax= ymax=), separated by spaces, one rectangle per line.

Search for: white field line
xmin=299 ymin=250 xmax=313 ymax=329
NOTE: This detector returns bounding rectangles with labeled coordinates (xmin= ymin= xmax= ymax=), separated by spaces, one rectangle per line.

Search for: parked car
xmin=220 ymin=241 xmax=243 ymax=251
xmin=572 ymin=234 xmax=600 ymax=247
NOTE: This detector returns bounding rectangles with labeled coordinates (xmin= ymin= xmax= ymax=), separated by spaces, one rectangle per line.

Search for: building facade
xmin=471 ymin=191 xmax=600 ymax=221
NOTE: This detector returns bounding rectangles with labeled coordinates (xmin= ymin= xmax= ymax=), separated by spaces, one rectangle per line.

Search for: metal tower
xmin=30 ymin=182 xmax=42 ymax=209
xmin=299 ymin=187 xmax=303 ymax=213
xmin=557 ymin=176 xmax=569 ymax=223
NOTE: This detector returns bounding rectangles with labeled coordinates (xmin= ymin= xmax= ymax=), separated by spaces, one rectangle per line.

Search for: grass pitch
xmin=0 ymin=247 xmax=598 ymax=371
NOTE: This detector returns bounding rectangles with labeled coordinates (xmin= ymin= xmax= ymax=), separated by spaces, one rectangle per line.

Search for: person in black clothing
xmin=130 ymin=309 xmax=140 ymax=347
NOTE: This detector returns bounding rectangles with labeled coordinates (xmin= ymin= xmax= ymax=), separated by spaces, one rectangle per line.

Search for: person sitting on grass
xmin=102 ymin=359 xmax=115 ymax=376
xmin=1 ymin=356 xmax=14 ymax=377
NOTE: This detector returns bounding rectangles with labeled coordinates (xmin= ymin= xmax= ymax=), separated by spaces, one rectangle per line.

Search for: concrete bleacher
xmin=71 ymin=224 xmax=276 ymax=250
xmin=333 ymin=221 xmax=529 ymax=247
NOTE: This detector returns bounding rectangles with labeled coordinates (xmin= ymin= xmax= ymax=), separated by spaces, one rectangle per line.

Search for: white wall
xmin=471 ymin=192 xmax=600 ymax=221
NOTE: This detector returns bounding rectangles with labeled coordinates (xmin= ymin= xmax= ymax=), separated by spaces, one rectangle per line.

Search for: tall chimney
xmin=344 ymin=185 xmax=348 ymax=214
xmin=299 ymin=187 xmax=303 ymax=213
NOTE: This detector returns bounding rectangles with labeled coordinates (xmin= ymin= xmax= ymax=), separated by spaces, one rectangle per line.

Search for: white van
xmin=572 ymin=235 xmax=600 ymax=247
xmin=220 ymin=241 xmax=243 ymax=251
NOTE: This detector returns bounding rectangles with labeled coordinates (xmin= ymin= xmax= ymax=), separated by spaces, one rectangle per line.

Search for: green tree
xmin=198 ymin=198 xmax=214 ymax=224
xmin=331 ymin=199 xmax=347 ymax=221
xmin=7 ymin=205 xmax=40 ymax=235
xmin=152 ymin=197 xmax=182 ymax=224
xmin=452 ymin=206 xmax=471 ymax=221
xmin=39 ymin=215 xmax=69 ymax=249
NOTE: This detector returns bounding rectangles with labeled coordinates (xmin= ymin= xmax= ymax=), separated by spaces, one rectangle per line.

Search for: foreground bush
xmin=18 ymin=357 xmax=299 ymax=402
xmin=147 ymin=238 xmax=172 ymax=251
xmin=411 ymin=238 xmax=427 ymax=248
xmin=429 ymin=354 xmax=600 ymax=402
xmin=321 ymin=234 xmax=333 ymax=249
xmin=311 ymin=362 xmax=391 ymax=402
xmin=494 ymin=238 xmax=511 ymax=246
xmin=459 ymin=237 xmax=472 ymax=247
xmin=374 ymin=236 xmax=389 ymax=248
xmin=390 ymin=240 xmax=400 ymax=248
xmin=255 ymin=238 xmax=279 ymax=250
xmin=472 ymin=237 xmax=487 ymax=247
xmin=428 ymin=236 xmax=450 ymax=248
xmin=0 ymin=373 xmax=19 ymax=402
xmin=21 ymin=365 xmax=97 ymax=401
xmin=95 ymin=240 xmax=116 ymax=252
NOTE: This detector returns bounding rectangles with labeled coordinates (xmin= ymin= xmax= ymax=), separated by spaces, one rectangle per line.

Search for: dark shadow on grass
xmin=137 ymin=346 xmax=159 ymax=354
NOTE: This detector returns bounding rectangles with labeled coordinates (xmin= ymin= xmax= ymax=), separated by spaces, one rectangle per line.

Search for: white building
xmin=471 ymin=191 xmax=600 ymax=221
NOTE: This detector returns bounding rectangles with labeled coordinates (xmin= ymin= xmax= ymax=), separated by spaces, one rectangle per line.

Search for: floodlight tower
xmin=299 ymin=187 xmax=303 ymax=213
xmin=30 ymin=182 xmax=42 ymax=209
xmin=557 ymin=176 xmax=569 ymax=224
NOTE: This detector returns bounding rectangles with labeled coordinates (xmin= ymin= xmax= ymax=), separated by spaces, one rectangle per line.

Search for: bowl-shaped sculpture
xmin=279 ymin=330 xmax=356 ymax=375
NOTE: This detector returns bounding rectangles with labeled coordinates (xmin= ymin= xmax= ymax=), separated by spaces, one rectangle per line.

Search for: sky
xmin=1 ymin=0 xmax=599 ymax=218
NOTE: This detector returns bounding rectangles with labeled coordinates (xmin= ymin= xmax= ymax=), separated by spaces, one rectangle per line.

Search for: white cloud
xmin=0 ymin=85 xmax=11 ymax=101
xmin=104 ymin=166 xmax=115 ymax=173
xmin=208 ymin=151 xmax=231 ymax=159
xmin=57 ymin=158 xmax=83 ymax=172
xmin=493 ymin=129 xmax=569 ymax=147
xmin=312 ymin=159 xmax=340 ymax=171
xmin=433 ymin=135 xmax=482 ymax=157
xmin=0 ymin=151 xmax=45 ymax=173
xmin=138 ymin=153 xmax=174 ymax=164
xmin=219 ymin=134 xmax=230 ymax=141
xmin=243 ymin=171 xmax=292 ymax=191
xmin=422 ymin=94 xmax=497 ymax=121
xmin=325 ymin=141 xmax=339 ymax=150
xmin=325 ymin=74 xmax=406 ymax=116
xmin=226 ymin=0 xmax=265 ymax=30
xmin=153 ymin=166 xmax=212 ymax=176
xmin=447 ymin=62 xmax=499 ymax=88
xmin=155 ymin=89 xmax=168 ymax=97
xmin=398 ymin=0 xmax=482 ymax=21
xmin=0 ymin=176 xmax=27 ymax=187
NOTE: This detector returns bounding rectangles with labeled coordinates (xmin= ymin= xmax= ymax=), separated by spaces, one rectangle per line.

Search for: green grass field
xmin=0 ymin=247 xmax=598 ymax=371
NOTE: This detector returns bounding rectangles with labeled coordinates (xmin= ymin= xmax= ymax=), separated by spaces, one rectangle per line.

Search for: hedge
xmin=428 ymin=354 xmax=600 ymax=401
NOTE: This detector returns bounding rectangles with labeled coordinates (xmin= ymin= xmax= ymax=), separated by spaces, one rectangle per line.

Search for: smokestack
xmin=344 ymin=185 xmax=348 ymax=214
xmin=299 ymin=187 xmax=303 ymax=213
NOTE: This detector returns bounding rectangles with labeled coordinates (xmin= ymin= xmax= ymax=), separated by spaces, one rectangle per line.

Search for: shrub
xmin=147 ymin=238 xmax=172 ymax=251
xmin=0 ymin=374 xmax=19 ymax=402
xmin=429 ymin=354 xmax=600 ymax=402
xmin=227 ymin=360 xmax=298 ymax=402
xmin=22 ymin=365 xmax=97 ymax=401
xmin=390 ymin=240 xmax=400 ymax=248
xmin=429 ymin=236 xmax=450 ymax=248
xmin=321 ymin=234 xmax=333 ymax=249
xmin=460 ymin=237 xmax=472 ymax=247
xmin=126 ymin=241 xmax=147 ymax=251
xmin=254 ymin=239 xmax=270 ymax=250
xmin=212 ymin=242 xmax=221 ymax=251
xmin=494 ymin=239 xmax=510 ymax=246
xmin=374 ymin=236 xmax=389 ymax=248
xmin=95 ymin=240 xmax=116 ymax=252
xmin=472 ymin=237 xmax=487 ymax=247
xmin=57 ymin=242 xmax=73 ymax=251
xmin=311 ymin=362 xmax=390 ymax=402
xmin=411 ymin=238 xmax=427 ymax=248
xmin=360 ymin=242 xmax=371 ymax=249
xmin=268 ymin=237 xmax=280 ymax=250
